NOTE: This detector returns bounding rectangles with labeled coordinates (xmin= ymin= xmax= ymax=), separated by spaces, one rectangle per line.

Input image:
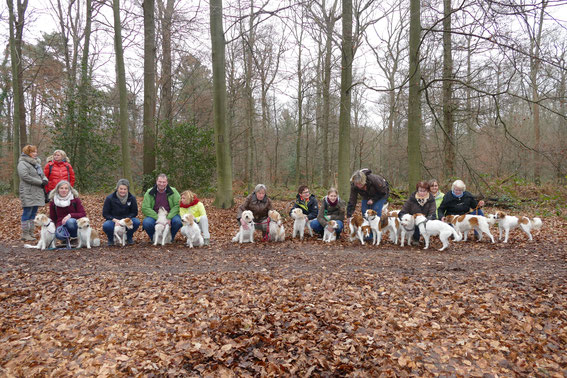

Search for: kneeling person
xmin=180 ymin=190 xmax=210 ymax=246
xmin=102 ymin=179 xmax=140 ymax=245
xmin=141 ymin=174 xmax=182 ymax=243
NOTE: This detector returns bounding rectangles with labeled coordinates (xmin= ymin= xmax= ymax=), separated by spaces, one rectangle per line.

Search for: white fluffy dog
xmin=399 ymin=213 xmax=418 ymax=247
xmin=180 ymin=214 xmax=204 ymax=248
xmin=153 ymin=207 xmax=172 ymax=246
xmin=76 ymin=217 xmax=101 ymax=249
xmin=232 ymin=210 xmax=255 ymax=243
xmin=488 ymin=211 xmax=543 ymax=243
xmin=24 ymin=214 xmax=56 ymax=250
xmin=291 ymin=208 xmax=313 ymax=240
xmin=323 ymin=220 xmax=339 ymax=243
xmin=414 ymin=214 xmax=461 ymax=251
xmin=268 ymin=210 xmax=285 ymax=242
xmin=446 ymin=214 xmax=494 ymax=243
xmin=113 ymin=217 xmax=134 ymax=247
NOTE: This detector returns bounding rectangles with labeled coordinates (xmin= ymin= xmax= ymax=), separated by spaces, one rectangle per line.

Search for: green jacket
xmin=142 ymin=185 xmax=181 ymax=220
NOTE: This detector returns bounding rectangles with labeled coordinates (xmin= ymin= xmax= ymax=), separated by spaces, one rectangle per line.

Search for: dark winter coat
xmin=347 ymin=169 xmax=389 ymax=217
xmin=437 ymin=191 xmax=479 ymax=219
xmin=18 ymin=154 xmax=47 ymax=207
xmin=289 ymin=193 xmax=319 ymax=220
xmin=317 ymin=196 xmax=346 ymax=228
xmin=44 ymin=160 xmax=75 ymax=193
xmin=398 ymin=192 xmax=437 ymax=220
xmin=237 ymin=192 xmax=273 ymax=223
xmin=102 ymin=192 xmax=138 ymax=221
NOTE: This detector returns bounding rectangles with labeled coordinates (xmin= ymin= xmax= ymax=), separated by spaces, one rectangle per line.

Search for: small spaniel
xmin=414 ymin=214 xmax=461 ymax=251
xmin=323 ymin=220 xmax=339 ymax=243
xmin=114 ymin=218 xmax=134 ymax=247
xmin=290 ymin=208 xmax=313 ymax=240
xmin=348 ymin=213 xmax=367 ymax=245
xmin=366 ymin=209 xmax=399 ymax=245
xmin=24 ymin=214 xmax=56 ymax=250
xmin=445 ymin=214 xmax=494 ymax=243
xmin=77 ymin=217 xmax=101 ymax=249
xmin=268 ymin=210 xmax=285 ymax=242
xmin=488 ymin=211 xmax=542 ymax=243
xmin=232 ymin=210 xmax=255 ymax=243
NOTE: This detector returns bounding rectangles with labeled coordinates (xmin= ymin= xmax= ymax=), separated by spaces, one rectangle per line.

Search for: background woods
xmin=0 ymin=0 xmax=566 ymax=198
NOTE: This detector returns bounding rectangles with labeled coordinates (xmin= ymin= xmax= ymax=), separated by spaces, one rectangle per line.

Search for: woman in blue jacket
xmin=102 ymin=179 xmax=140 ymax=245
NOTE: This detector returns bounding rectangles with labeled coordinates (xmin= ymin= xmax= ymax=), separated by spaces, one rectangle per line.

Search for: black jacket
xmin=437 ymin=190 xmax=478 ymax=219
xmin=289 ymin=194 xmax=319 ymax=220
xmin=399 ymin=192 xmax=437 ymax=220
xmin=102 ymin=191 xmax=138 ymax=220
xmin=347 ymin=169 xmax=389 ymax=217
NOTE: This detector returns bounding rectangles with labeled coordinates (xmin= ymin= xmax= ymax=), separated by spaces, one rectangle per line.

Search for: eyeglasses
xmin=302 ymin=190 xmax=310 ymax=194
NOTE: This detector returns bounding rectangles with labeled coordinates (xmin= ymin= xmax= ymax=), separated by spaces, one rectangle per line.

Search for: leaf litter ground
xmin=0 ymin=195 xmax=565 ymax=376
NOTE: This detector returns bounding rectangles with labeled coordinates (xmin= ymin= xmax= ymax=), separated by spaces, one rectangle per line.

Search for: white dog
xmin=323 ymin=220 xmax=339 ymax=243
xmin=153 ymin=207 xmax=172 ymax=246
xmin=268 ymin=210 xmax=285 ymax=242
xmin=399 ymin=213 xmax=418 ymax=247
xmin=290 ymin=208 xmax=313 ymax=240
xmin=488 ymin=211 xmax=543 ymax=243
xmin=414 ymin=214 xmax=461 ymax=251
xmin=446 ymin=214 xmax=494 ymax=243
xmin=180 ymin=214 xmax=204 ymax=248
xmin=232 ymin=210 xmax=255 ymax=243
xmin=113 ymin=218 xmax=134 ymax=247
xmin=24 ymin=214 xmax=56 ymax=250
xmin=76 ymin=217 xmax=101 ymax=249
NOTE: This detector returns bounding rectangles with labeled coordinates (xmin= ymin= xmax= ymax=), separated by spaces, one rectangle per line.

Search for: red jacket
xmin=44 ymin=160 xmax=76 ymax=192
xmin=49 ymin=198 xmax=86 ymax=227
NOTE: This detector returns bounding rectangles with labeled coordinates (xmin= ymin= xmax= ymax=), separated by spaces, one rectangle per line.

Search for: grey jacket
xmin=18 ymin=154 xmax=47 ymax=207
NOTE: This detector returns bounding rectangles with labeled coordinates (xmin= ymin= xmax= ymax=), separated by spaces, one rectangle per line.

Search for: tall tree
xmin=442 ymin=0 xmax=455 ymax=178
xmin=158 ymin=0 xmax=174 ymax=125
xmin=113 ymin=0 xmax=133 ymax=185
xmin=407 ymin=0 xmax=422 ymax=192
xmin=210 ymin=0 xmax=234 ymax=208
xmin=143 ymin=0 xmax=157 ymax=183
xmin=337 ymin=0 xmax=352 ymax=197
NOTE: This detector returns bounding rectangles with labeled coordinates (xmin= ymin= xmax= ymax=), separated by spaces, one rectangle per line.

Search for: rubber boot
xmin=21 ymin=221 xmax=35 ymax=241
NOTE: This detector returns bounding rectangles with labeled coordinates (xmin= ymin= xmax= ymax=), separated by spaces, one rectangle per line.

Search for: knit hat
xmin=116 ymin=178 xmax=130 ymax=190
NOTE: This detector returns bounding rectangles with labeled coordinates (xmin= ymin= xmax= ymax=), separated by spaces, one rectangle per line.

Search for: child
xmin=180 ymin=190 xmax=210 ymax=246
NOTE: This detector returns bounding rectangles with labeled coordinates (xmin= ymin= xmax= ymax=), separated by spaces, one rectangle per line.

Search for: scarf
xmin=116 ymin=192 xmax=128 ymax=205
xmin=415 ymin=192 xmax=428 ymax=207
xmin=326 ymin=196 xmax=338 ymax=207
xmin=54 ymin=191 xmax=74 ymax=208
xmin=452 ymin=190 xmax=464 ymax=199
xmin=180 ymin=196 xmax=200 ymax=208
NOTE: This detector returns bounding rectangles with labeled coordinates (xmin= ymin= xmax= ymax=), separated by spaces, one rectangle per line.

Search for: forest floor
xmin=0 ymin=194 xmax=566 ymax=376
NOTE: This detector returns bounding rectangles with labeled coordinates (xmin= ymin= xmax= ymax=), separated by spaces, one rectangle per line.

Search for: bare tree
xmin=407 ymin=0 xmax=422 ymax=192
xmin=143 ymin=0 xmax=157 ymax=183
xmin=442 ymin=0 xmax=455 ymax=179
xmin=337 ymin=0 xmax=352 ymax=197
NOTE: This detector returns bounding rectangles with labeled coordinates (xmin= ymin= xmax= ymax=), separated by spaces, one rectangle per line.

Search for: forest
xmin=1 ymin=0 xmax=566 ymax=203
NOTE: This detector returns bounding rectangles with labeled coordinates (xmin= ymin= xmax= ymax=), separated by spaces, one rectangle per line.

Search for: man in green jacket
xmin=142 ymin=173 xmax=182 ymax=242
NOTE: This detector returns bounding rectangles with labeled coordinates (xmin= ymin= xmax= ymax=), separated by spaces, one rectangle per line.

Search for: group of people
xmin=18 ymin=144 xmax=486 ymax=247
xmin=17 ymin=146 xmax=209 ymax=247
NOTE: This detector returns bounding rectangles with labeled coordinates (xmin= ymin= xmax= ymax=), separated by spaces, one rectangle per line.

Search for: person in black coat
xmin=289 ymin=185 xmax=319 ymax=222
xmin=438 ymin=179 xmax=485 ymax=221
xmin=399 ymin=181 xmax=436 ymax=243
xmin=102 ymin=179 xmax=140 ymax=245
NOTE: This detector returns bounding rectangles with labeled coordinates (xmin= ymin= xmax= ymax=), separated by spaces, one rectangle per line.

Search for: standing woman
xmin=429 ymin=179 xmax=444 ymax=212
xmin=17 ymin=145 xmax=48 ymax=241
xmin=49 ymin=180 xmax=86 ymax=242
xmin=102 ymin=179 xmax=140 ymax=246
xmin=44 ymin=149 xmax=75 ymax=194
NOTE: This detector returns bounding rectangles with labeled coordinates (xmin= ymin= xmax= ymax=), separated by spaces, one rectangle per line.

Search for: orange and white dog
xmin=24 ymin=214 xmax=56 ymax=250
xmin=365 ymin=209 xmax=399 ymax=245
xmin=445 ymin=214 xmax=494 ymax=243
xmin=76 ymin=217 xmax=101 ymax=249
xmin=268 ymin=210 xmax=285 ymax=242
xmin=487 ymin=211 xmax=542 ymax=243
xmin=290 ymin=208 xmax=313 ymax=240
xmin=349 ymin=214 xmax=369 ymax=245
xmin=180 ymin=214 xmax=204 ymax=248
xmin=414 ymin=214 xmax=461 ymax=251
xmin=113 ymin=218 xmax=134 ymax=247
xmin=323 ymin=220 xmax=339 ymax=242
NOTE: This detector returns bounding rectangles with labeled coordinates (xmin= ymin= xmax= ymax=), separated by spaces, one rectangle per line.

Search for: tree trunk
xmin=407 ymin=0 xmax=422 ymax=193
xmin=210 ymin=0 xmax=234 ymax=208
xmin=442 ymin=0 xmax=455 ymax=178
xmin=245 ymin=2 xmax=255 ymax=191
xmin=295 ymin=15 xmax=304 ymax=188
xmin=143 ymin=0 xmax=157 ymax=182
xmin=15 ymin=0 xmax=27 ymax=149
xmin=337 ymin=0 xmax=352 ymax=198
xmin=113 ymin=0 xmax=133 ymax=185
xmin=158 ymin=0 xmax=173 ymax=125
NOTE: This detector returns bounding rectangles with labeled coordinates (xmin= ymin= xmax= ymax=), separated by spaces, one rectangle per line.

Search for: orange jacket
xmin=44 ymin=160 xmax=76 ymax=192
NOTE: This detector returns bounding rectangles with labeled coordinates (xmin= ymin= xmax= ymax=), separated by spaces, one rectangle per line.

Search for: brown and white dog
xmin=349 ymin=214 xmax=368 ymax=245
xmin=445 ymin=214 xmax=494 ymax=243
xmin=76 ymin=217 xmax=101 ymax=249
xmin=365 ymin=209 xmax=399 ymax=245
xmin=24 ymin=214 xmax=56 ymax=250
xmin=268 ymin=210 xmax=285 ymax=242
xmin=323 ymin=220 xmax=339 ymax=243
xmin=487 ymin=211 xmax=542 ymax=243
xmin=414 ymin=214 xmax=461 ymax=251
xmin=180 ymin=214 xmax=204 ymax=248
xmin=290 ymin=208 xmax=313 ymax=240
xmin=114 ymin=217 xmax=134 ymax=247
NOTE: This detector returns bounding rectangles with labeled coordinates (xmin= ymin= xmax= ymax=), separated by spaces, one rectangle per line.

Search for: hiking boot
xmin=203 ymin=238 xmax=210 ymax=246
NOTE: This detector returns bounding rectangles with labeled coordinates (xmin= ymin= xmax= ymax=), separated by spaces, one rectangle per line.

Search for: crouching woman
xmin=49 ymin=180 xmax=86 ymax=242
xmin=102 ymin=179 xmax=140 ymax=245
xmin=310 ymin=188 xmax=346 ymax=239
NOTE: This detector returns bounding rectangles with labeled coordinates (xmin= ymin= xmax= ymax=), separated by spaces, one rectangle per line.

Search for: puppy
xmin=488 ymin=211 xmax=543 ymax=243
xmin=114 ymin=218 xmax=134 ymax=247
xmin=24 ymin=214 xmax=56 ymax=250
xmin=180 ymin=214 xmax=204 ymax=248
xmin=365 ymin=209 xmax=397 ymax=245
xmin=445 ymin=214 xmax=494 ymax=243
xmin=348 ymin=213 xmax=367 ymax=244
xmin=232 ymin=210 xmax=255 ymax=243
xmin=153 ymin=207 xmax=172 ymax=246
xmin=323 ymin=220 xmax=339 ymax=243
xmin=268 ymin=210 xmax=285 ymax=242
xmin=415 ymin=214 xmax=461 ymax=251
xmin=76 ymin=217 xmax=101 ymax=249
xmin=291 ymin=208 xmax=313 ymax=240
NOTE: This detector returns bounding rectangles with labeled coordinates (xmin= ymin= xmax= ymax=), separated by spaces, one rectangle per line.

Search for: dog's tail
xmin=92 ymin=237 xmax=101 ymax=247
xmin=24 ymin=243 xmax=39 ymax=249
xmin=531 ymin=217 xmax=543 ymax=230
xmin=451 ymin=227 xmax=462 ymax=242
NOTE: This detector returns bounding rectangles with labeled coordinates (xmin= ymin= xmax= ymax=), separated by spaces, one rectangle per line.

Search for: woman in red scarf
xmin=179 ymin=190 xmax=210 ymax=245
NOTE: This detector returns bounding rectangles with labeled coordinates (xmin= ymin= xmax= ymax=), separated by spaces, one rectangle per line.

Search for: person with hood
xmin=310 ymin=187 xmax=346 ymax=239
xmin=236 ymin=184 xmax=273 ymax=237
xmin=17 ymin=145 xmax=49 ymax=241
xmin=179 ymin=189 xmax=210 ymax=246
xmin=347 ymin=168 xmax=389 ymax=219
xmin=289 ymin=185 xmax=319 ymax=224
xmin=49 ymin=180 xmax=87 ymax=242
xmin=141 ymin=173 xmax=182 ymax=242
xmin=398 ymin=181 xmax=437 ymax=243
xmin=102 ymin=178 xmax=140 ymax=246
xmin=43 ymin=149 xmax=75 ymax=194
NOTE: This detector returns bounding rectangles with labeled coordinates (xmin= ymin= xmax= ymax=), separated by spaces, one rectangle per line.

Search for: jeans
xmin=103 ymin=217 xmax=141 ymax=243
xmin=361 ymin=197 xmax=388 ymax=217
xmin=56 ymin=218 xmax=78 ymax=239
xmin=21 ymin=206 xmax=38 ymax=222
xmin=310 ymin=219 xmax=344 ymax=238
xmin=143 ymin=215 xmax=182 ymax=241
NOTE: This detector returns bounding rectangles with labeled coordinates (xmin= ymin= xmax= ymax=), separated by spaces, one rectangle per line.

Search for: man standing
xmin=142 ymin=174 xmax=182 ymax=242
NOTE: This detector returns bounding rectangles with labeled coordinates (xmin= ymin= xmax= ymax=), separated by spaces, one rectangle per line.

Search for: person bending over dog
xmin=236 ymin=184 xmax=273 ymax=238
xmin=102 ymin=179 xmax=140 ymax=246
xmin=141 ymin=174 xmax=182 ymax=243
xmin=49 ymin=180 xmax=87 ymax=245
xmin=179 ymin=189 xmax=210 ymax=246
xmin=347 ymin=169 xmax=390 ymax=220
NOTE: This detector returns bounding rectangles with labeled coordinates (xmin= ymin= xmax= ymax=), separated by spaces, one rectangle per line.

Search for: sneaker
xmin=203 ymin=239 xmax=210 ymax=246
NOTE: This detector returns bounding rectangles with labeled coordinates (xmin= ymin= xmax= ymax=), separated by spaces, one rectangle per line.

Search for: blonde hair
xmin=181 ymin=190 xmax=195 ymax=204
xmin=22 ymin=145 xmax=37 ymax=156
xmin=350 ymin=170 xmax=367 ymax=186
xmin=327 ymin=187 xmax=338 ymax=195
xmin=451 ymin=180 xmax=466 ymax=191
xmin=49 ymin=149 xmax=70 ymax=163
